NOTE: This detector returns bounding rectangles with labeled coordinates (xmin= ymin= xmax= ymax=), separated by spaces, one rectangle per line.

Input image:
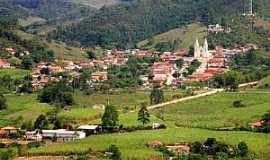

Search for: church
xmin=193 ymin=38 xmax=212 ymax=72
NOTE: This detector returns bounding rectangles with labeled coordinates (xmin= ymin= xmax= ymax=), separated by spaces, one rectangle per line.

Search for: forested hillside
xmin=10 ymin=0 xmax=95 ymax=21
xmin=50 ymin=0 xmax=246 ymax=48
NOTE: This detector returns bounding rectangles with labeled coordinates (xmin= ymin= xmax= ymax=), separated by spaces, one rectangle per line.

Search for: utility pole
xmin=249 ymin=0 xmax=253 ymax=16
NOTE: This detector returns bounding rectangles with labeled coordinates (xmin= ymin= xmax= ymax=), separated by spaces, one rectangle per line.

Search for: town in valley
xmin=0 ymin=0 xmax=270 ymax=160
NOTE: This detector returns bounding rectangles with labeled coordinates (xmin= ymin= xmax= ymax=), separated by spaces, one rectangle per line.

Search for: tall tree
xmin=33 ymin=114 xmax=48 ymax=130
xmin=101 ymin=102 xmax=119 ymax=128
xmin=137 ymin=103 xmax=150 ymax=125
xmin=150 ymin=86 xmax=164 ymax=105
xmin=0 ymin=94 xmax=7 ymax=110
xmin=107 ymin=144 xmax=121 ymax=160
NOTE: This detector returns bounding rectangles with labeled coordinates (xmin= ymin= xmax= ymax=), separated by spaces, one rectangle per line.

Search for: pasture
xmin=73 ymin=89 xmax=185 ymax=109
xmin=27 ymin=89 xmax=270 ymax=159
xmin=0 ymin=94 xmax=51 ymax=127
xmin=153 ymin=91 xmax=270 ymax=129
xmin=138 ymin=23 xmax=207 ymax=49
xmin=28 ymin=127 xmax=270 ymax=159
xmin=0 ymin=69 xmax=30 ymax=79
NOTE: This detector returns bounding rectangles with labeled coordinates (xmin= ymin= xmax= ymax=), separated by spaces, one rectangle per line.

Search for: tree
xmin=38 ymin=81 xmax=74 ymax=107
xmin=21 ymin=56 xmax=34 ymax=69
xmin=107 ymin=144 xmax=121 ymax=160
xmin=86 ymin=50 xmax=97 ymax=60
xmin=237 ymin=141 xmax=248 ymax=157
xmin=33 ymin=114 xmax=48 ymax=130
xmin=137 ymin=103 xmax=150 ymax=125
xmin=40 ymin=67 xmax=50 ymax=75
xmin=150 ymin=86 xmax=164 ymax=104
xmin=19 ymin=82 xmax=33 ymax=94
xmin=101 ymin=102 xmax=119 ymax=128
xmin=188 ymin=46 xmax=194 ymax=57
xmin=224 ymin=71 xmax=241 ymax=91
xmin=175 ymin=58 xmax=184 ymax=68
xmin=0 ymin=94 xmax=7 ymax=110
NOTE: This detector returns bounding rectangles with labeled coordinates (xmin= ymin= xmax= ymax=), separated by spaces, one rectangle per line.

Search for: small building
xmin=77 ymin=125 xmax=100 ymax=136
xmin=0 ymin=59 xmax=10 ymax=68
xmin=41 ymin=129 xmax=86 ymax=142
xmin=0 ymin=126 xmax=18 ymax=136
xmin=91 ymin=72 xmax=108 ymax=82
xmin=166 ymin=144 xmax=190 ymax=155
xmin=25 ymin=131 xmax=42 ymax=141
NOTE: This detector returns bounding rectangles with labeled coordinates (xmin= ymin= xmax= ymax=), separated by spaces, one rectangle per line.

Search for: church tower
xmin=203 ymin=38 xmax=209 ymax=59
xmin=194 ymin=39 xmax=200 ymax=59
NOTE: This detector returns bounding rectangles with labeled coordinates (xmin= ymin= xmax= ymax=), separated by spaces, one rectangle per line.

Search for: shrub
xmin=27 ymin=141 xmax=41 ymax=148
xmin=106 ymin=144 xmax=121 ymax=160
xmin=237 ymin=141 xmax=248 ymax=157
xmin=233 ymin=100 xmax=245 ymax=108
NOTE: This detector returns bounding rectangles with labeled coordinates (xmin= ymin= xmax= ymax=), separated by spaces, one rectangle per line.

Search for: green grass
xmin=0 ymin=94 xmax=51 ymax=127
xmin=26 ymin=89 xmax=270 ymax=159
xmin=257 ymin=75 xmax=270 ymax=89
xmin=153 ymin=91 xmax=270 ymax=129
xmin=28 ymin=127 xmax=270 ymax=159
xmin=46 ymin=41 xmax=87 ymax=61
xmin=138 ymin=23 xmax=207 ymax=49
xmin=73 ymin=89 xmax=184 ymax=109
xmin=58 ymin=108 xmax=102 ymax=122
xmin=0 ymin=69 xmax=30 ymax=79
xmin=89 ymin=111 xmax=163 ymax=127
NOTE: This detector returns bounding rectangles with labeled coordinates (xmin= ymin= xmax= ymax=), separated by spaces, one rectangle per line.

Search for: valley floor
xmin=24 ymin=88 xmax=270 ymax=160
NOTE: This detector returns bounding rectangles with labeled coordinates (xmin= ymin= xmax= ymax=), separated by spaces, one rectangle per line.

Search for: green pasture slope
xmin=72 ymin=89 xmax=184 ymax=108
xmin=0 ymin=69 xmax=30 ymax=79
xmin=0 ymin=94 xmax=51 ymax=127
xmin=28 ymin=89 xmax=270 ymax=159
xmin=154 ymin=91 xmax=270 ymax=129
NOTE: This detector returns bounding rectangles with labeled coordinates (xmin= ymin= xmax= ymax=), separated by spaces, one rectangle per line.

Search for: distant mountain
xmin=48 ymin=0 xmax=270 ymax=48
xmin=10 ymin=0 xmax=96 ymax=21
xmin=49 ymin=0 xmax=244 ymax=47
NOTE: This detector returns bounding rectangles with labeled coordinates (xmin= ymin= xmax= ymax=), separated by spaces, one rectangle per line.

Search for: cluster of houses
xmin=0 ymin=39 xmax=256 ymax=90
xmin=141 ymin=39 xmax=255 ymax=85
xmin=24 ymin=125 xmax=99 ymax=142
xmin=30 ymin=60 xmax=109 ymax=90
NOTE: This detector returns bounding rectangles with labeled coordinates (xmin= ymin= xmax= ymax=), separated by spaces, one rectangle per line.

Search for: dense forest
xmin=49 ymin=0 xmax=252 ymax=48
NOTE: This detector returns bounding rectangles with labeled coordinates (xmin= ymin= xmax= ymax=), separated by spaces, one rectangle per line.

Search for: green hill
xmin=138 ymin=23 xmax=207 ymax=50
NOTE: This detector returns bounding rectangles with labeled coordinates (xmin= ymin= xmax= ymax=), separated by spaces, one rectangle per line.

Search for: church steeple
xmin=194 ymin=38 xmax=200 ymax=59
xmin=203 ymin=38 xmax=209 ymax=58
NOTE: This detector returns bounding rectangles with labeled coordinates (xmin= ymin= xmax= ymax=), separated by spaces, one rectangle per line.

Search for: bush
xmin=106 ymin=144 xmax=121 ymax=160
xmin=27 ymin=141 xmax=41 ymax=148
xmin=233 ymin=100 xmax=245 ymax=108
xmin=237 ymin=141 xmax=248 ymax=157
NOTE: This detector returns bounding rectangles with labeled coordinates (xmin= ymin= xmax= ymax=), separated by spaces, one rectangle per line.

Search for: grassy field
xmin=46 ymin=41 xmax=87 ymax=61
xmin=28 ymin=127 xmax=270 ymax=159
xmin=0 ymin=94 xmax=51 ymax=127
xmin=0 ymin=69 xmax=30 ymax=79
xmin=138 ymin=23 xmax=207 ymax=50
xmin=89 ymin=111 xmax=163 ymax=127
xmin=73 ymin=89 xmax=184 ymax=109
xmin=27 ymin=89 xmax=270 ymax=159
xmin=153 ymin=91 xmax=270 ymax=129
xmin=60 ymin=89 xmax=183 ymax=123
xmin=257 ymin=75 xmax=270 ymax=89
xmin=58 ymin=107 xmax=102 ymax=123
